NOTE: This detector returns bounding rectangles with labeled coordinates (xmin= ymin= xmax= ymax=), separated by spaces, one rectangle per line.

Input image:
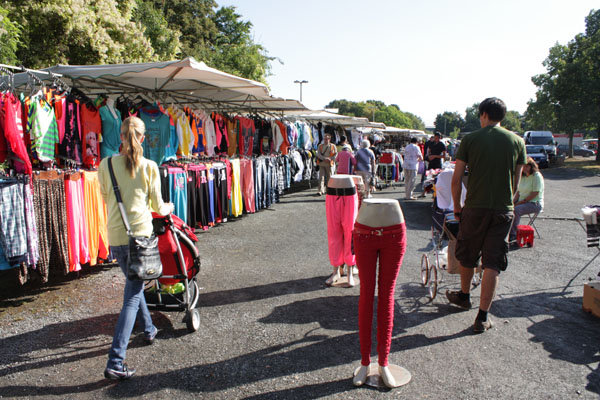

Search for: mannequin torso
xmin=356 ymin=199 xmax=404 ymax=227
xmin=328 ymin=174 xmax=355 ymax=189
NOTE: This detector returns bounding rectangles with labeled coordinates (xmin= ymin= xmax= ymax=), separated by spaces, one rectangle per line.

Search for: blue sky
xmin=219 ymin=1 xmax=598 ymax=126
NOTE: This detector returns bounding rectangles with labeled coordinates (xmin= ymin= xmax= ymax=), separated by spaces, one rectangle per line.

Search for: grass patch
xmin=561 ymin=157 xmax=600 ymax=172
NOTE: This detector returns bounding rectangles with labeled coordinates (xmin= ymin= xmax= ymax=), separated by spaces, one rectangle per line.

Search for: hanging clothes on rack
xmin=64 ymin=171 xmax=90 ymax=272
xmin=82 ymin=170 xmax=109 ymax=266
xmin=33 ymin=171 xmax=70 ymax=282
xmin=99 ymin=102 xmax=122 ymax=159
xmin=80 ymin=103 xmax=101 ymax=168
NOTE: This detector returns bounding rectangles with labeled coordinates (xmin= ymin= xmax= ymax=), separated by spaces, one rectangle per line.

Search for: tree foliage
xmin=210 ymin=6 xmax=273 ymax=83
xmin=2 ymin=0 xmax=274 ymax=84
xmin=5 ymin=0 xmax=155 ymax=68
xmin=0 ymin=5 xmax=20 ymax=65
xmin=133 ymin=0 xmax=180 ymax=61
xmin=325 ymin=99 xmax=425 ymax=130
xmin=434 ymin=111 xmax=464 ymax=136
xmin=526 ymin=9 xmax=600 ymax=160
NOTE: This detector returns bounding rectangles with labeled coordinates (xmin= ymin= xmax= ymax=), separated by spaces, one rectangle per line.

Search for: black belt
xmin=326 ymin=186 xmax=356 ymax=196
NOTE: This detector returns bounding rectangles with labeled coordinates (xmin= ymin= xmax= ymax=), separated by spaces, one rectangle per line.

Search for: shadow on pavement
xmin=492 ymin=291 xmax=600 ymax=395
xmin=542 ymin=167 xmax=598 ymax=181
xmin=197 ymin=277 xmax=328 ymax=308
xmin=0 ymin=312 xmax=175 ymax=381
xmin=258 ymin=295 xmax=358 ymax=331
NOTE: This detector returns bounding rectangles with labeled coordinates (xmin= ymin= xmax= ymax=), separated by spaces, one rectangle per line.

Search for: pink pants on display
xmin=240 ymin=159 xmax=256 ymax=213
xmin=326 ymin=192 xmax=358 ymax=267
xmin=353 ymin=222 xmax=407 ymax=367
xmin=64 ymin=177 xmax=90 ymax=272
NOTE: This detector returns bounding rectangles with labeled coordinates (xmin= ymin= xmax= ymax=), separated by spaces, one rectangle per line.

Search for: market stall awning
xmin=285 ymin=110 xmax=385 ymax=128
xmin=382 ymin=127 xmax=427 ymax=136
xmin=7 ymin=57 xmax=307 ymax=112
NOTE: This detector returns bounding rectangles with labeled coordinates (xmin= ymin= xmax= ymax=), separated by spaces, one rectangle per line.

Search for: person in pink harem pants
xmin=325 ymin=190 xmax=358 ymax=278
xmin=353 ymin=222 xmax=406 ymax=368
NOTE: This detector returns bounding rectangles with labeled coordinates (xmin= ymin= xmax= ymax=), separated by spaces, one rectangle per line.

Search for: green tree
xmin=325 ymin=99 xmax=425 ymax=130
xmin=527 ymin=9 xmax=600 ymax=160
xmin=134 ymin=0 xmax=180 ymax=60
xmin=0 ymin=6 xmax=20 ymax=65
xmin=463 ymin=103 xmax=480 ymax=133
xmin=150 ymin=0 xmax=218 ymax=64
xmin=502 ymin=111 xmax=523 ymax=133
xmin=434 ymin=111 xmax=464 ymax=136
xmin=5 ymin=0 xmax=155 ymax=68
xmin=210 ymin=6 xmax=273 ymax=83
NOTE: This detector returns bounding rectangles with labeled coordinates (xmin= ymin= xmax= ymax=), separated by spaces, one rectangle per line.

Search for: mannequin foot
xmin=379 ymin=365 xmax=397 ymax=388
xmin=325 ymin=268 xmax=341 ymax=286
xmin=353 ymin=365 xmax=369 ymax=386
xmin=348 ymin=272 xmax=355 ymax=287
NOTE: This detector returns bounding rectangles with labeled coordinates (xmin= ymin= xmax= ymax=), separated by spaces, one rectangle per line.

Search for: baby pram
xmin=144 ymin=213 xmax=202 ymax=332
xmin=420 ymin=197 xmax=458 ymax=299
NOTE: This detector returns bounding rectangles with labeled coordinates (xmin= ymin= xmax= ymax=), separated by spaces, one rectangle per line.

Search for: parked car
xmin=523 ymin=131 xmax=557 ymax=159
xmin=526 ymin=145 xmax=549 ymax=168
xmin=557 ymin=144 xmax=595 ymax=157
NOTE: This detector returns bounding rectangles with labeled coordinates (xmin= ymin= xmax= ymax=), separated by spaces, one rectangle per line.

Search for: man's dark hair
xmin=339 ymin=135 xmax=346 ymax=143
xmin=434 ymin=132 xmax=442 ymax=138
xmin=478 ymin=97 xmax=506 ymax=122
xmin=410 ymin=137 xmax=418 ymax=143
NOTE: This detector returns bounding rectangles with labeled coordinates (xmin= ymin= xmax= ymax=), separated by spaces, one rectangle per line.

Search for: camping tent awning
xmin=7 ymin=57 xmax=307 ymax=111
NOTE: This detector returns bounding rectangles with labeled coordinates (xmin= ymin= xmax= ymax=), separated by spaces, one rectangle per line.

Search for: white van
xmin=523 ymin=131 xmax=557 ymax=158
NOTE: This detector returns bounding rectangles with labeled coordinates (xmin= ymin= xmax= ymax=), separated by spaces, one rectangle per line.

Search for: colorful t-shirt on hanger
xmin=140 ymin=105 xmax=171 ymax=166
xmin=80 ymin=103 xmax=101 ymax=167
xmin=99 ymin=105 xmax=122 ymax=158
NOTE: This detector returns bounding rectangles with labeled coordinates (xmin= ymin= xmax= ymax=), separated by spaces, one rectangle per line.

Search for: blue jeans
xmin=107 ymin=245 xmax=155 ymax=369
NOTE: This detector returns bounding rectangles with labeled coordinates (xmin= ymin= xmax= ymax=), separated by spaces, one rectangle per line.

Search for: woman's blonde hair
xmin=121 ymin=116 xmax=145 ymax=177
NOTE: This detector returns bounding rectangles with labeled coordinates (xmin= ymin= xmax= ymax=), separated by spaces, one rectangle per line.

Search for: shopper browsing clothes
xmin=426 ymin=132 xmax=447 ymax=171
xmin=447 ymin=97 xmax=526 ymax=333
xmin=403 ymin=137 xmax=423 ymax=200
xmin=335 ymin=140 xmax=356 ymax=175
xmin=99 ymin=116 xmax=174 ymax=380
xmin=508 ymin=156 xmax=544 ymax=246
xmin=316 ymin=133 xmax=337 ymax=196
xmin=355 ymin=140 xmax=376 ymax=198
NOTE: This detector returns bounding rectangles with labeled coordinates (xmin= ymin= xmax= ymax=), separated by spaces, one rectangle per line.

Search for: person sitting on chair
xmin=509 ymin=156 xmax=544 ymax=244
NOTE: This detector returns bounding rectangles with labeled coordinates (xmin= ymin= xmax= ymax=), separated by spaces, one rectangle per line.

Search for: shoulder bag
xmin=107 ymin=157 xmax=162 ymax=281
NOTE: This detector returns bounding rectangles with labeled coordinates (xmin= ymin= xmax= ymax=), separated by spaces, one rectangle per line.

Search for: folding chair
xmin=528 ymin=209 xmax=542 ymax=238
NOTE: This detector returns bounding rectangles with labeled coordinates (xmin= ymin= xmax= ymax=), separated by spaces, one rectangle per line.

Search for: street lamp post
xmin=294 ymin=80 xmax=308 ymax=102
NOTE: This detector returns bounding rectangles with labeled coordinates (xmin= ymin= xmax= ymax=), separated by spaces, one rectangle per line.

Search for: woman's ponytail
xmin=121 ymin=117 xmax=145 ymax=177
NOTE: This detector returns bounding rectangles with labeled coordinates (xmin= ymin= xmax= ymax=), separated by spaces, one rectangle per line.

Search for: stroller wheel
xmin=185 ymin=308 xmax=200 ymax=333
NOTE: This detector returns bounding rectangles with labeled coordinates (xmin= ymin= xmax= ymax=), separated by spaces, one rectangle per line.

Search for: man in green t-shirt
xmin=447 ymin=97 xmax=526 ymax=333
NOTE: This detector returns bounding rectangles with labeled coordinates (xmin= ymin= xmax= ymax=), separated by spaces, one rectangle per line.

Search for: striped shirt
xmin=29 ymin=98 xmax=59 ymax=162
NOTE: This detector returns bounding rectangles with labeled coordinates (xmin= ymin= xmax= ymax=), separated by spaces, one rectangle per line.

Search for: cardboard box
xmin=583 ymin=281 xmax=600 ymax=318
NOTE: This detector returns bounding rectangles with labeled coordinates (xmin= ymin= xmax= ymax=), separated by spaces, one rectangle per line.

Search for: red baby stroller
xmin=144 ymin=213 xmax=201 ymax=332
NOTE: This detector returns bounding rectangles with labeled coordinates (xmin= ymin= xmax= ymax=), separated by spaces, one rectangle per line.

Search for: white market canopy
xmin=7 ymin=57 xmax=307 ymax=112
xmin=382 ymin=127 xmax=427 ymax=136
xmin=285 ymin=109 xmax=386 ymax=128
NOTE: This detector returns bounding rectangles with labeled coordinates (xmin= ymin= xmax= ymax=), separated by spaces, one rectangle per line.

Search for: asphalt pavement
xmin=0 ymin=166 xmax=599 ymax=399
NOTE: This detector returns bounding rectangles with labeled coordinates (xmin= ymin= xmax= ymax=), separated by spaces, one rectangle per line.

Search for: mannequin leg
xmin=325 ymin=195 xmax=345 ymax=284
xmin=341 ymin=194 xmax=359 ymax=287
xmin=376 ymin=225 xmax=406 ymax=368
xmin=354 ymin=231 xmax=379 ymax=367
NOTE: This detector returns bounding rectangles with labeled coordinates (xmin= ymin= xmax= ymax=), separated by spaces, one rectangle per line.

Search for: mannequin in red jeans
xmin=352 ymin=199 xmax=407 ymax=388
